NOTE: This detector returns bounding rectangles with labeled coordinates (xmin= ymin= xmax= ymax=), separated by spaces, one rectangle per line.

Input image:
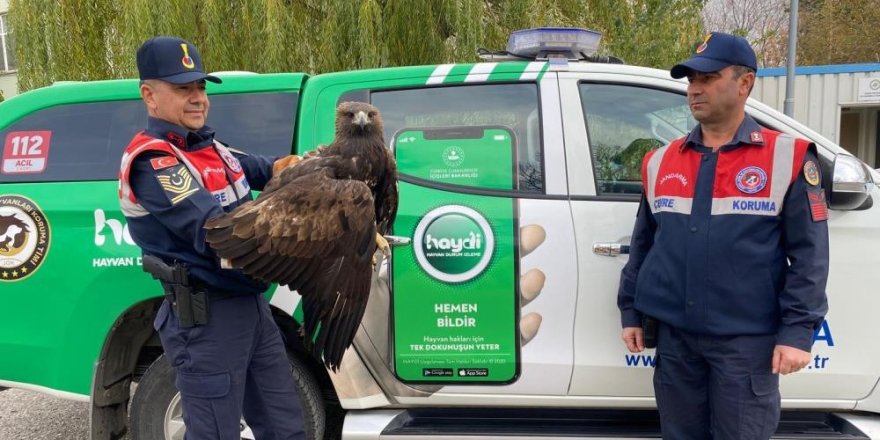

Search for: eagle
xmin=204 ymin=101 xmax=398 ymax=370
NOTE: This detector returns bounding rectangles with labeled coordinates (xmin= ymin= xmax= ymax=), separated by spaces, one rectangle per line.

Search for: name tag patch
xmin=732 ymin=199 xmax=777 ymax=213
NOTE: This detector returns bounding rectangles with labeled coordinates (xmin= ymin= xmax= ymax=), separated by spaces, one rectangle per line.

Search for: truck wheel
xmin=130 ymin=352 xmax=326 ymax=440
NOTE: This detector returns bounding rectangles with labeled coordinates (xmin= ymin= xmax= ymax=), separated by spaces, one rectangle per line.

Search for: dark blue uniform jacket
xmin=125 ymin=117 xmax=277 ymax=295
xmin=618 ymin=116 xmax=829 ymax=351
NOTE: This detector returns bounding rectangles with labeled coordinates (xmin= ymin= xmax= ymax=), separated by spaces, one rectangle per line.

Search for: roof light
xmin=506 ymin=27 xmax=602 ymax=60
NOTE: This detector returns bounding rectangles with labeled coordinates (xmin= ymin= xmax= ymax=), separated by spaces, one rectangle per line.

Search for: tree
xmin=9 ymin=0 xmax=706 ymax=92
xmin=592 ymin=0 xmax=706 ymax=68
xmin=701 ymin=0 xmax=789 ymax=67
xmin=797 ymin=0 xmax=880 ymax=65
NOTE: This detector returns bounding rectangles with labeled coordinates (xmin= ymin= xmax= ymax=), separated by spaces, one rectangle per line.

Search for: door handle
xmin=592 ymin=242 xmax=630 ymax=257
xmin=385 ymin=235 xmax=412 ymax=247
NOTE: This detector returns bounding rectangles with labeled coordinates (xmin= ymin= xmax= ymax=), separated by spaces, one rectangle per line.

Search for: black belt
xmin=159 ymin=281 xmax=245 ymax=301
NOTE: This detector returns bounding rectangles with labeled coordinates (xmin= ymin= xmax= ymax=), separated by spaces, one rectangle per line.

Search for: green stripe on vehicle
xmin=427 ymin=62 xmax=548 ymax=85
xmin=426 ymin=64 xmax=455 ymax=85
xmin=464 ymin=63 xmax=498 ymax=82
xmin=442 ymin=64 xmax=477 ymax=84
xmin=519 ymin=61 xmax=548 ymax=81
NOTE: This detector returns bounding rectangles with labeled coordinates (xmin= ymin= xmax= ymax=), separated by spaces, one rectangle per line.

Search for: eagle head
xmin=336 ymin=101 xmax=384 ymax=138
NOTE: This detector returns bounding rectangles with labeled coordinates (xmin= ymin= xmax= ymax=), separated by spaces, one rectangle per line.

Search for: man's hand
xmin=622 ymin=327 xmax=645 ymax=353
xmin=772 ymin=345 xmax=811 ymax=375
xmin=272 ymin=154 xmax=302 ymax=175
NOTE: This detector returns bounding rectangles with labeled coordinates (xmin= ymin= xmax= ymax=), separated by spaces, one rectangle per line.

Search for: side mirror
xmin=829 ymin=154 xmax=873 ymax=210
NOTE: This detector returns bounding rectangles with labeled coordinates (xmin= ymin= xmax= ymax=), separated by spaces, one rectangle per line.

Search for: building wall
xmin=755 ymin=64 xmax=880 ymax=167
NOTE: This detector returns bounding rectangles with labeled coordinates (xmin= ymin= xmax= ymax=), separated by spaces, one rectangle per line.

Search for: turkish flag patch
xmin=808 ymin=190 xmax=828 ymax=222
xmin=150 ymin=156 xmax=179 ymax=170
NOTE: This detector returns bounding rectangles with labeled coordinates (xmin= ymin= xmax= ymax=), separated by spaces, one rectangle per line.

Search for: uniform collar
xmin=681 ymin=114 xmax=765 ymax=152
xmin=145 ymin=116 xmax=216 ymax=151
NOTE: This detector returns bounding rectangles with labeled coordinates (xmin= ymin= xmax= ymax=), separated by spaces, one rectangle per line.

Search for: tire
xmin=130 ymin=352 xmax=326 ymax=440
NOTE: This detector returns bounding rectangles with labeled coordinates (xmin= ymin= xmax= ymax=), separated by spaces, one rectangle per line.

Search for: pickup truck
xmin=1 ymin=28 xmax=878 ymax=439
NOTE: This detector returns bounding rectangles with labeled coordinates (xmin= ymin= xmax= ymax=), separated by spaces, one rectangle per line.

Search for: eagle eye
xmin=368 ymin=111 xmax=376 ymax=117
xmin=346 ymin=111 xmax=354 ymax=118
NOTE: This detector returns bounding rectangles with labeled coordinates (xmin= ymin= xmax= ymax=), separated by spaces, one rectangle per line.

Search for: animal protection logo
xmin=0 ymin=195 xmax=50 ymax=282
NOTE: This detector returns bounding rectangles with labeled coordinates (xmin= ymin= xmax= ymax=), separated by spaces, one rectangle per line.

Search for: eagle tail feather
xmin=321 ymin=264 xmax=371 ymax=370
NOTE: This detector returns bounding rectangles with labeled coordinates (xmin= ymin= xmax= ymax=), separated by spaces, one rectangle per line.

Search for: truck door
xmin=563 ymin=69 xmax=880 ymax=405
xmin=561 ymin=72 xmax=694 ymax=400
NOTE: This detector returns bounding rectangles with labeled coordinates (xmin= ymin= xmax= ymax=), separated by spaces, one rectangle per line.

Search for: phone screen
xmin=390 ymin=126 xmax=520 ymax=384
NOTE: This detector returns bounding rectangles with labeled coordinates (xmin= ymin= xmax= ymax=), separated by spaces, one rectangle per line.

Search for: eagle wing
xmin=375 ymin=146 xmax=399 ymax=234
xmin=204 ymin=168 xmax=377 ymax=370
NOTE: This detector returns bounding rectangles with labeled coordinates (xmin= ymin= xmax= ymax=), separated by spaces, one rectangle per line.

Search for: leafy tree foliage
xmin=702 ymin=0 xmax=788 ymax=67
xmin=797 ymin=0 xmax=880 ymax=66
xmin=9 ymin=0 xmax=705 ymax=92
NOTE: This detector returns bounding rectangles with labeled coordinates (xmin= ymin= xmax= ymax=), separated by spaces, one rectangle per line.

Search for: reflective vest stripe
xmin=118 ymin=138 xmax=166 ymax=203
xmin=645 ymin=140 xmax=693 ymax=215
xmin=710 ymin=134 xmax=795 ymax=216
xmin=118 ymin=138 xmax=247 ymax=218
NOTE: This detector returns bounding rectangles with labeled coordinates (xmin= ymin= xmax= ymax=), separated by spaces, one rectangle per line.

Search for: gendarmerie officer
xmin=618 ymin=32 xmax=829 ymax=439
xmin=119 ymin=36 xmax=305 ymax=439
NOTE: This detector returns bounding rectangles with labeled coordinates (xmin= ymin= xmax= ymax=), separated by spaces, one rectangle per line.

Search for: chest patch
xmin=735 ymin=166 xmax=767 ymax=194
xmin=218 ymin=148 xmax=242 ymax=173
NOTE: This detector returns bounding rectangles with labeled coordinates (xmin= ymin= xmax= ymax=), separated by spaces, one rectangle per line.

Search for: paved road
xmin=0 ymin=388 xmax=99 ymax=439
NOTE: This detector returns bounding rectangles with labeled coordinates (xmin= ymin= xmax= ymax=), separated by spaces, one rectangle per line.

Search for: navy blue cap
xmin=671 ymin=32 xmax=757 ymax=79
xmin=136 ymin=36 xmax=221 ymax=84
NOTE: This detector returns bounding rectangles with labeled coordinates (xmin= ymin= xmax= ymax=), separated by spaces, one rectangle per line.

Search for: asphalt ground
xmin=0 ymin=388 xmax=130 ymax=440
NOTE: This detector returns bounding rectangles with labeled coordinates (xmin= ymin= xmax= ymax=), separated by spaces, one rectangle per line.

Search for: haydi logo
xmin=425 ymin=231 xmax=482 ymax=254
xmin=414 ymin=205 xmax=494 ymax=283
xmin=94 ymin=209 xmax=135 ymax=246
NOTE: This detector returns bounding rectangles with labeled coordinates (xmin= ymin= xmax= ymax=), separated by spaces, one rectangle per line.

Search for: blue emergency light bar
xmin=506 ymin=27 xmax=602 ymax=59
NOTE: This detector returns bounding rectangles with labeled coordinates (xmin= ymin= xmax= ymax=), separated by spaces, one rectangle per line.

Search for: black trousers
xmin=155 ymin=293 xmax=306 ymax=440
xmin=653 ymin=322 xmax=781 ymax=440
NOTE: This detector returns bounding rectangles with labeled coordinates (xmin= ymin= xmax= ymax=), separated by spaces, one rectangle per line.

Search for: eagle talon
xmin=376 ymin=233 xmax=391 ymax=257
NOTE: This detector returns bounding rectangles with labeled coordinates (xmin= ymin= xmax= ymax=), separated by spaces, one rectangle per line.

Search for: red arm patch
xmin=150 ymin=156 xmax=179 ymax=170
xmin=808 ymin=190 xmax=828 ymax=222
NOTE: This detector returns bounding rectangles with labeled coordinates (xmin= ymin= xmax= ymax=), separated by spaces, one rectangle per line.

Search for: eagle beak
xmin=352 ymin=111 xmax=370 ymax=128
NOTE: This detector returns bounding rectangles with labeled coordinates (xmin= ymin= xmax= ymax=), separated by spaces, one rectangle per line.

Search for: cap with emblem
xmin=670 ymin=32 xmax=757 ymax=79
xmin=136 ymin=36 xmax=221 ymax=84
